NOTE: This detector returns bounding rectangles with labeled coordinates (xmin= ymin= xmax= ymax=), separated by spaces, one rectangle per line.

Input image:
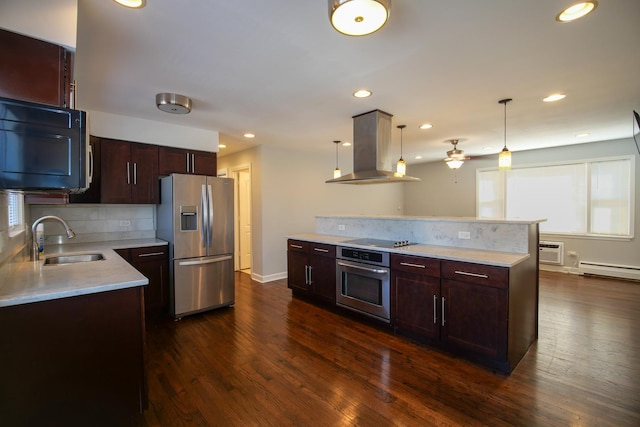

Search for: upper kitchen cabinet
xmin=71 ymin=137 xmax=159 ymax=204
xmin=158 ymin=146 xmax=217 ymax=176
xmin=0 ymin=29 xmax=73 ymax=107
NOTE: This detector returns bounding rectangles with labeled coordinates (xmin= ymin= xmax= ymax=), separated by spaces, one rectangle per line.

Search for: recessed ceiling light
xmin=556 ymin=1 xmax=598 ymax=22
xmin=575 ymin=133 xmax=590 ymax=138
xmin=353 ymin=89 xmax=372 ymax=98
xmin=543 ymin=93 xmax=566 ymax=102
xmin=244 ymin=133 xmax=255 ymax=138
xmin=218 ymin=144 xmax=227 ymax=149
xmin=419 ymin=123 xmax=433 ymax=130
xmin=342 ymin=141 xmax=352 ymax=147
xmin=414 ymin=155 xmax=422 ymax=160
xmin=113 ymin=0 xmax=146 ymax=8
xmin=482 ymin=146 xmax=494 ymax=151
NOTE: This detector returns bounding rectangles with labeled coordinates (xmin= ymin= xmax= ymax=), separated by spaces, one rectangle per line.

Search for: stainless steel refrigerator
xmin=157 ymin=174 xmax=234 ymax=319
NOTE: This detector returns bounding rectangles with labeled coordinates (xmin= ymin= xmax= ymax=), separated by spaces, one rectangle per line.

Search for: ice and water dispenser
xmin=180 ymin=206 xmax=198 ymax=231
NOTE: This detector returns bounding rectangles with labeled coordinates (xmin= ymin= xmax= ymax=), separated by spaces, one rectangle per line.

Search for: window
xmin=477 ymin=156 xmax=634 ymax=238
xmin=7 ymin=191 xmax=25 ymax=237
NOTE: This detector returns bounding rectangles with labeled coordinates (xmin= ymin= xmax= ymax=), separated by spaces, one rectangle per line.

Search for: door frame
xmin=228 ymin=164 xmax=252 ymax=272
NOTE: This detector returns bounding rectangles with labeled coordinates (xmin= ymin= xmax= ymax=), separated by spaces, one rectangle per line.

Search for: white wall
xmin=218 ymin=144 xmax=404 ymax=282
xmin=404 ymin=138 xmax=640 ymax=270
xmin=86 ymin=110 xmax=219 ymax=152
xmin=0 ymin=0 xmax=77 ymax=49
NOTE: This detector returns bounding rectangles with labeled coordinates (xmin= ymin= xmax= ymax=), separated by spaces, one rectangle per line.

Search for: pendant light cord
xmin=499 ymin=98 xmax=512 ymax=150
xmin=397 ymin=124 xmax=406 ymax=160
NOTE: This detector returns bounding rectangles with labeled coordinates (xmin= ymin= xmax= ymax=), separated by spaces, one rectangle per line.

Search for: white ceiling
xmin=75 ymin=0 xmax=640 ymax=164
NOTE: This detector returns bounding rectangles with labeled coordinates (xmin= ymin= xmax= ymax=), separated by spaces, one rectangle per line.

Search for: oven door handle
xmin=337 ymin=261 xmax=388 ymax=275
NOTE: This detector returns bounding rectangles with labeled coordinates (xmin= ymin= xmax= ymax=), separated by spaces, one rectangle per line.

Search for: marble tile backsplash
xmin=316 ymin=215 xmax=532 ymax=254
xmin=29 ymin=204 xmax=156 ymax=245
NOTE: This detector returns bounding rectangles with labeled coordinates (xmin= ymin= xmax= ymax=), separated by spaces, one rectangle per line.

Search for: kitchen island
xmin=0 ymin=238 xmax=166 ymax=425
xmin=287 ymin=215 xmax=542 ymax=374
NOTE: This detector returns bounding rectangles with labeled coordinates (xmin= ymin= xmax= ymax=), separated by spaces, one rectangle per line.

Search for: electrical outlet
xmin=119 ymin=220 xmax=131 ymax=227
xmin=458 ymin=231 xmax=471 ymax=240
xmin=338 ymin=224 xmax=346 ymax=231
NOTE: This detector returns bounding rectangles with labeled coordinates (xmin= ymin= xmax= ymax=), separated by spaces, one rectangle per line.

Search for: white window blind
xmin=7 ymin=191 xmax=25 ymax=237
xmin=477 ymin=156 xmax=634 ymax=238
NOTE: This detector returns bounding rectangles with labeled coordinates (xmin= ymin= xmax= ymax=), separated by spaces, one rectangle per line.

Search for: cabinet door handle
xmin=400 ymin=262 xmax=426 ymax=269
xmin=290 ymin=244 xmax=303 ymax=249
xmin=133 ymin=162 xmax=137 ymax=185
xmin=191 ymin=153 xmax=195 ymax=173
xmin=313 ymin=248 xmax=329 ymax=253
xmin=308 ymin=265 xmax=313 ymax=285
xmin=433 ymin=294 xmax=437 ymax=324
xmin=186 ymin=153 xmax=190 ymax=173
xmin=454 ymin=270 xmax=489 ymax=279
xmin=126 ymin=162 xmax=131 ymax=184
xmin=137 ymin=252 xmax=165 ymax=257
xmin=441 ymin=297 xmax=446 ymax=326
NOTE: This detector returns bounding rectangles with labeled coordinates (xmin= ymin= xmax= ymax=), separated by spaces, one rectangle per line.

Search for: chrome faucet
xmin=31 ymin=215 xmax=76 ymax=261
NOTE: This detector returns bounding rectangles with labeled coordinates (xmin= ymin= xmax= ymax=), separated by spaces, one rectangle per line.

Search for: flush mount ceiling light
xmin=498 ymin=98 xmax=513 ymax=171
xmin=333 ymin=140 xmax=342 ymax=179
xmin=395 ymin=125 xmax=406 ymax=177
xmin=444 ymin=139 xmax=469 ymax=170
xmin=113 ymin=0 xmax=146 ymax=8
xmin=556 ymin=1 xmax=598 ymax=22
xmin=329 ymin=0 xmax=391 ymax=36
xmin=156 ymin=93 xmax=191 ymax=114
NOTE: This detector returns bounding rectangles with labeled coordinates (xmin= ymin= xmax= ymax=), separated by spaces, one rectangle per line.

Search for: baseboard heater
xmin=578 ymin=261 xmax=640 ymax=281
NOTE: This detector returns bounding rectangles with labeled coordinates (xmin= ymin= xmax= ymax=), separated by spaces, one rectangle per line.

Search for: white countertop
xmin=288 ymin=233 xmax=529 ymax=267
xmin=0 ymin=238 xmax=168 ymax=308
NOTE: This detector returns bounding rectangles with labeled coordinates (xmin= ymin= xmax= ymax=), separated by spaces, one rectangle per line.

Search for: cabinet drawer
xmin=130 ymin=245 xmax=168 ymax=262
xmin=309 ymin=243 xmax=335 ymax=258
xmin=441 ymin=260 xmax=508 ymax=289
xmin=391 ymin=254 xmax=440 ymax=277
xmin=288 ymin=239 xmax=309 ymax=253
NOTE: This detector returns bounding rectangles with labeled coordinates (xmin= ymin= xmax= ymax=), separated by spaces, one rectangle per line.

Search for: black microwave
xmin=0 ymin=96 xmax=90 ymax=193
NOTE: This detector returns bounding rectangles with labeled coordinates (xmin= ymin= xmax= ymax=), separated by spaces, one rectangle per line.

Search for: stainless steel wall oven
xmin=336 ymin=246 xmax=391 ymax=323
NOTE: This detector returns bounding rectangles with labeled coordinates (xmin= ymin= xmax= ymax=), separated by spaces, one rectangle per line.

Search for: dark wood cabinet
xmin=116 ymin=245 xmax=169 ymax=317
xmin=287 ymin=239 xmax=336 ymax=304
xmin=102 ymin=138 xmax=159 ymax=204
xmin=158 ymin=146 xmax=217 ymax=176
xmin=0 ymin=28 xmax=73 ymax=107
xmin=440 ymin=260 xmax=509 ymax=360
xmin=71 ymin=137 xmax=159 ymax=204
xmin=391 ymin=254 xmax=441 ymax=340
xmin=0 ymin=287 xmax=147 ymax=425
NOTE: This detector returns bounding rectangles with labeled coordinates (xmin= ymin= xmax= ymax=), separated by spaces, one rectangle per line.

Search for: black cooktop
xmin=342 ymin=238 xmax=411 ymax=249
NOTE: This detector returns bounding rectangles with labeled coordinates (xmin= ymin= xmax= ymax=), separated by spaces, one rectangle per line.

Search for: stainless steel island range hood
xmin=326 ymin=109 xmax=420 ymax=184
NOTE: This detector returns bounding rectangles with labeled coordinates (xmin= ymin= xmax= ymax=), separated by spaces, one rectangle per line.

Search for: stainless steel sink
xmin=43 ymin=253 xmax=105 ymax=265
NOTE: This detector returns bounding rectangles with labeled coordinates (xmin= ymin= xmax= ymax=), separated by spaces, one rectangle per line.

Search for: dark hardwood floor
xmin=136 ymin=271 xmax=640 ymax=426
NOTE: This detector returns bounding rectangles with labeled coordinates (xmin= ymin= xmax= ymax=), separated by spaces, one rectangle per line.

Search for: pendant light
xmin=396 ymin=124 xmax=406 ymax=177
xmin=333 ymin=140 xmax=342 ymax=179
xmin=498 ymin=98 xmax=513 ymax=171
xmin=329 ymin=0 xmax=391 ymax=36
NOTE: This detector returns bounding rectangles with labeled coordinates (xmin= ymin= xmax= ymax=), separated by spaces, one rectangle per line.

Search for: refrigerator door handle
xmin=178 ymin=255 xmax=233 ymax=266
xmin=201 ymin=184 xmax=208 ymax=248
xmin=207 ymin=184 xmax=214 ymax=248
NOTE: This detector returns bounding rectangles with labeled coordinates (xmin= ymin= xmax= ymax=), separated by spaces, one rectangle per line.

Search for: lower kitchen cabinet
xmin=287 ymin=239 xmax=336 ymax=305
xmin=391 ymin=254 xmax=441 ymax=340
xmin=391 ymin=255 xmax=536 ymax=373
xmin=0 ymin=286 xmax=147 ymax=425
xmin=116 ymin=245 xmax=169 ymax=317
